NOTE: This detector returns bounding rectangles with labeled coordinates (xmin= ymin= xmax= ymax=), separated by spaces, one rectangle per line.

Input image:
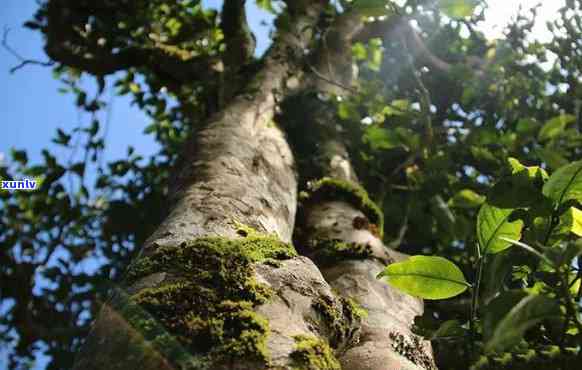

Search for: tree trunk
xmin=72 ymin=3 xmax=436 ymax=370
xmin=292 ymin=100 xmax=436 ymax=370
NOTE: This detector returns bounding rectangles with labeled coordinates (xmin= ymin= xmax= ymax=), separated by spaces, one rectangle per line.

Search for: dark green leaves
xmin=477 ymin=204 xmax=524 ymax=254
xmin=352 ymin=0 xmax=394 ymax=16
xmin=483 ymin=291 xmax=560 ymax=353
xmin=538 ymin=114 xmax=576 ymax=142
xmin=542 ymin=160 xmax=582 ymax=206
xmin=378 ymin=256 xmax=470 ymax=300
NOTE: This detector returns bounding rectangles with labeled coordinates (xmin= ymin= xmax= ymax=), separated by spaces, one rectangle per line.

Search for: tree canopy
xmin=1 ymin=0 xmax=582 ymax=369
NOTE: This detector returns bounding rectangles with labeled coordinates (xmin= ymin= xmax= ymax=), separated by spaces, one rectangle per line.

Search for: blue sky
xmin=0 ymin=1 xmax=273 ymax=368
xmin=0 ymin=0 xmax=273 ymax=170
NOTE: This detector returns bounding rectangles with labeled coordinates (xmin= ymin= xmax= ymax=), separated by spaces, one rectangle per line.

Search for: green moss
xmin=343 ymin=297 xmax=368 ymax=321
xmin=310 ymin=238 xmax=372 ymax=264
xmin=307 ymin=177 xmax=384 ymax=238
xmin=119 ymin=232 xmax=298 ymax=368
xmin=312 ymin=295 xmax=364 ymax=349
xmin=290 ymin=335 xmax=341 ymax=370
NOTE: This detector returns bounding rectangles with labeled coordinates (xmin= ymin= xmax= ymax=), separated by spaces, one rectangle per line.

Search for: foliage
xmin=2 ymin=0 xmax=582 ymax=369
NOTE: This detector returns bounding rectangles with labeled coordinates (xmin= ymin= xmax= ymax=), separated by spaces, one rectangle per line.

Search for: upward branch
xmin=43 ymin=0 xmax=221 ymax=83
xmin=221 ymin=0 xmax=255 ymax=69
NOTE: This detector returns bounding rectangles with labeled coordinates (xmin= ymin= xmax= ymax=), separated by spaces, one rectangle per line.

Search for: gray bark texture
xmin=299 ymin=133 xmax=436 ymax=370
xmin=72 ymin=2 xmax=437 ymax=369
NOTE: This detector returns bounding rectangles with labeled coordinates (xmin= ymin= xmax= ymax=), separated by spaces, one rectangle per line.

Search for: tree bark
xmin=73 ymin=2 xmax=361 ymax=369
xmin=295 ymin=104 xmax=436 ymax=369
xmin=72 ymin=3 xmax=437 ymax=370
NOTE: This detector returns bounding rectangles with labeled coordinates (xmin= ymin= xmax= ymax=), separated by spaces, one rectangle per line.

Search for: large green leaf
xmin=477 ymin=204 xmax=524 ymax=254
xmin=484 ymin=291 xmax=560 ymax=353
xmin=440 ymin=0 xmax=479 ymax=18
xmin=378 ymin=256 xmax=470 ymax=300
xmin=542 ymin=160 xmax=582 ymax=206
xmin=538 ymin=114 xmax=576 ymax=142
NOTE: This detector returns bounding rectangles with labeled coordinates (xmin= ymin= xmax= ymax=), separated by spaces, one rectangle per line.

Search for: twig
xmin=308 ymin=64 xmax=359 ymax=94
xmin=2 ymin=27 xmax=54 ymax=73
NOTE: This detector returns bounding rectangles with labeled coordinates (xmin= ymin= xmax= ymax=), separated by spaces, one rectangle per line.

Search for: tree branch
xmin=44 ymin=0 xmax=221 ymax=84
xmin=355 ymin=16 xmax=454 ymax=73
xmin=221 ymin=0 xmax=255 ymax=69
xmin=308 ymin=10 xmax=366 ymax=95
xmin=2 ymin=27 xmax=54 ymax=73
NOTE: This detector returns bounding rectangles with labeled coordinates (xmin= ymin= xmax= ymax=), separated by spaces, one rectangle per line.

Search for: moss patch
xmin=290 ymin=335 xmax=341 ymax=370
xmin=118 ymin=233 xmax=298 ymax=368
xmin=313 ymin=295 xmax=365 ymax=350
xmin=307 ymin=177 xmax=384 ymax=237
xmin=310 ymin=238 xmax=373 ymax=265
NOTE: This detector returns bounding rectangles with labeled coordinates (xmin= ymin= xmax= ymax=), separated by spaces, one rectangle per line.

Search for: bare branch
xmin=308 ymin=11 xmax=366 ymax=95
xmin=2 ymin=27 xmax=54 ymax=73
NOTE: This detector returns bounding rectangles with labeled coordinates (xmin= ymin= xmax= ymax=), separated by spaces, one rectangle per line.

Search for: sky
xmin=0 ymin=0 xmax=565 ymax=368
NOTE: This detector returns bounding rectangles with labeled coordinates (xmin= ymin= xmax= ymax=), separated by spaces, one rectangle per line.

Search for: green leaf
xmin=484 ymin=291 xmax=560 ymax=353
xmin=542 ymin=160 xmax=582 ymax=206
xmin=432 ymin=320 xmax=468 ymax=339
xmin=364 ymin=126 xmax=402 ymax=150
xmin=377 ymin=256 xmax=470 ymax=300
xmin=440 ymin=0 xmax=479 ymax=19
xmin=507 ymin=157 xmax=549 ymax=180
xmin=477 ymin=204 xmax=524 ymax=254
xmin=129 ymin=83 xmax=141 ymax=94
xmin=352 ymin=42 xmax=367 ymax=60
xmin=256 ymin=0 xmax=275 ymax=13
xmin=352 ymin=0 xmax=392 ymax=16
xmin=53 ymin=128 xmax=71 ymax=146
xmin=535 ymin=147 xmax=568 ymax=170
xmin=516 ymin=118 xmax=540 ymax=136
xmin=487 ymin=158 xmax=548 ymax=208
xmin=538 ymin=114 xmax=576 ymax=142
xmin=556 ymin=207 xmax=582 ymax=237
xmin=383 ymin=99 xmax=411 ymax=116
xmin=367 ymin=38 xmax=383 ymax=71
xmin=11 ymin=149 xmax=28 ymax=165
xmin=448 ymin=189 xmax=485 ymax=208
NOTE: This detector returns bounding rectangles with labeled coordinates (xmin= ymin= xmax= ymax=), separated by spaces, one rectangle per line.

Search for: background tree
xmin=1 ymin=0 xmax=582 ymax=369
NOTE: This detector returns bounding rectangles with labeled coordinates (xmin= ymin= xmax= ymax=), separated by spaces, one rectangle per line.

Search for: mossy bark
xmin=293 ymin=99 xmax=436 ymax=370
xmin=72 ymin=3 xmax=359 ymax=370
xmin=72 ymin=3 xmax=438 ymax=369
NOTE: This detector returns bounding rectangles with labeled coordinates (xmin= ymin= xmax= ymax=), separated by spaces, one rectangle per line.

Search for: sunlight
xmin=478 ymin=0 xmax=563 ymax=41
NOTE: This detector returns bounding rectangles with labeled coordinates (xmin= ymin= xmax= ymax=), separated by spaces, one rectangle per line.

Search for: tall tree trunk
xmin=73 ymin=2 xmax=360 ymax=369
xmin=72 ymin=3 xmax=436 ymax=370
